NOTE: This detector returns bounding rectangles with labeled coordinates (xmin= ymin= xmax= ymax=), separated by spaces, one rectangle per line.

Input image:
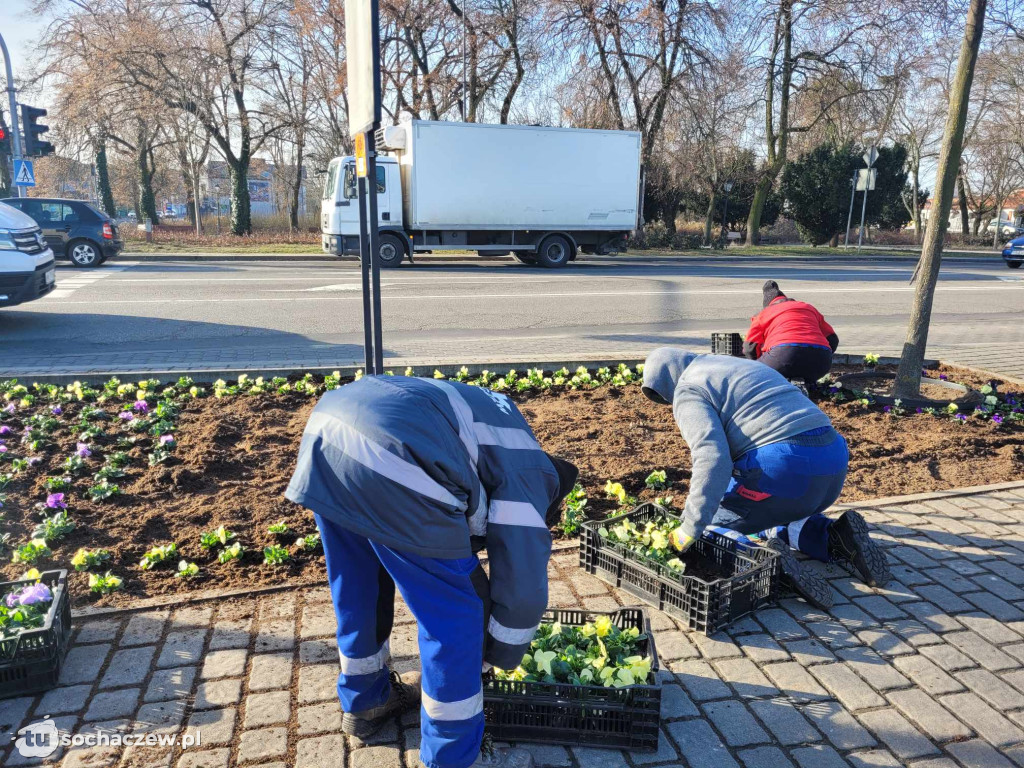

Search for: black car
xmin=0 ymin=197 xmax=123 ymax=267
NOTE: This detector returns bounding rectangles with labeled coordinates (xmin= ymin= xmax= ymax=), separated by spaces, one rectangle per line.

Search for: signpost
xmin=345 ymin=0 xmax=385 ymax=375
xmin=857 ymin=148 xmax=878 ymax=250
xmin=0 ymin=31 xmax=25 ymax=199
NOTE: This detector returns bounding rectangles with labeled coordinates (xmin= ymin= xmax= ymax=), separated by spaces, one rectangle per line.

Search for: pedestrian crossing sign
xmin=14 ymin=159 xmax=36 ymax=187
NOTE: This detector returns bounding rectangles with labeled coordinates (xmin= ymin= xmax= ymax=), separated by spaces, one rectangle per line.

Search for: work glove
xmin=669 ymin=529 xmax=696 ymax=553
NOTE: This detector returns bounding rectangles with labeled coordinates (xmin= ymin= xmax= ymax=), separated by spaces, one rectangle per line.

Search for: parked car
xmin=1002 ymin=235 xmax=1024 ymax=269
xmin=0 ymin=201 xmax=56 ymax=308
xmin=0 ymin=197 xmax=123 ymax=267
xmin=986 ymin=219 xmax=1024 ymax=239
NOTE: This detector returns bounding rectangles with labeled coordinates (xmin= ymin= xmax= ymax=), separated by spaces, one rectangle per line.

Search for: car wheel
xmin=1008 ymin=261 xmax=1022 ymax=269
xmin=69 ymin=240 xmax=102 ymax=268
xmin=376 ymin=233 xmax=406 ymax=268
xmin=535 ymin=234 xmax=573 ymax=268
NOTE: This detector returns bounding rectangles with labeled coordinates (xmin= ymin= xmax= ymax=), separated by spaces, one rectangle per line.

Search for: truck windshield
xmin=323 ymin=159 xmax=341 ymax=201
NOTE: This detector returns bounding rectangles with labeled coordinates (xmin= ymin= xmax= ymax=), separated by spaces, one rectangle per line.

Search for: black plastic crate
xmin=580 ymin=504 xmax=780 ymax=634
xmin=711 ymin=332 xmax=744 ymax=357
xmin=483 ymin=607 xmax=661 ymax=751
xmin=0 ymin=570 xmax=72 ymax=699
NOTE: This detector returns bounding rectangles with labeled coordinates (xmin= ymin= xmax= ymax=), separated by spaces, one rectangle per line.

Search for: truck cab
xmin=0 ymin=201 xmax=57 ymax=308
xmin=321 ymin=156 xmax=407 ymax=266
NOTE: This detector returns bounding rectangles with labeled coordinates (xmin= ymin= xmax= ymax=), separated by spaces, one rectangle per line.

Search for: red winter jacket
xmin=745 ymin=298 xmax=837 ymax=358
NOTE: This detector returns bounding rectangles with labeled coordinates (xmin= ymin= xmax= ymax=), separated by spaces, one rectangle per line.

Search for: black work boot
xmin=828 ymin=510 xmax=892 ymax=588
xmin=765 ymin=538 xmax=834 ymax=610
xmin=342 ymin=671 xmax=421 ymax=738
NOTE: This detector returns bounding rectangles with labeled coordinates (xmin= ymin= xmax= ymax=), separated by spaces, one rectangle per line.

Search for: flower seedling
xmin=71 ymin=548 xmax=112 ymax=572
xmin=218 ymin=542 xmax=245 ymax=564
xmin=295 ymin=533 xmax=321 ymax=551
xmin=88 ymin=479 xmax=122 ymax=501
xmin=139 ymin=543 xmax=178 ymax=570
xmin=200 ymin=526 xmax=236 ymax=549
xmin=599 ymin=515 xmax=686 ymax=574
xmin=88 ymin=572 xmax=123 ymax=595
xmin=148 ymin=447 xmax=173 ymax=466
xmin=561 ymin=484 xmax=587 ymax=536
xmin=175 ymin=560 xmax=200 ymax=580
xmin=267 ymin=520 xmax=290 ymax=535
xmin=644 ymin=470 xmax=668 ymax=491
xmin=603 ymin=481 xmax=636 ymax=507
xmin=863 ymin=353 xmax=880 ymax=368
xmin=263 ymin=545 xmax=290 ymax=565
xmin=13 ymin=538 xmax=51 ymax=565
xmin=63 ymin=455 xmax=87 ymax=475
xmin=45 ymin=477 xmax=72 ymax=493
xmin=33 ymin=511 xmax=76 ymax=543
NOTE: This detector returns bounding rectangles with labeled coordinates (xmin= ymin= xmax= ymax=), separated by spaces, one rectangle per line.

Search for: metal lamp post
xmin=720 ymin=181 xmax=734 ymax=247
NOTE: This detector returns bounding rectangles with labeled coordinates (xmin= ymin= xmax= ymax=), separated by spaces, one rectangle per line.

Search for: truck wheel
xmin=376 ymin=233 xmax=406 ymax=268
xmin=535 ymin=235 xmax=572 ymax=268
xmin=513 ymin=253 xmax=537 ymax=265
xmin=1008 ymin=261 xmax=1022 ymax=269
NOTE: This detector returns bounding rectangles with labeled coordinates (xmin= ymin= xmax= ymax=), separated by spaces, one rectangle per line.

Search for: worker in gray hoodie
xmin=641 ymin=347 xmax=891 ymax=609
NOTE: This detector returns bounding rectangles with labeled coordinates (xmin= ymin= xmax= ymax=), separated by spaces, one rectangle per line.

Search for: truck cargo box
xmin=393 ymin=121 xmax=642 ymax=232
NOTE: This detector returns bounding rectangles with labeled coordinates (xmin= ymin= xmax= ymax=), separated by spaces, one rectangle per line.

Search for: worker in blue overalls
xmin=642 ymin=347 xmax=891 ymax=609
xmin=287 ymin=374 xmax=578 ymax=768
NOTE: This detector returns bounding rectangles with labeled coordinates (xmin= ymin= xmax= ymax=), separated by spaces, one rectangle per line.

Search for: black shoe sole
xmin=766 ymin=539 xmax=834 ymax=610
xmin=832 ymin=510 xmax=892 ymax=588
xmin=342 ymin=711 xmax=392 ymax=738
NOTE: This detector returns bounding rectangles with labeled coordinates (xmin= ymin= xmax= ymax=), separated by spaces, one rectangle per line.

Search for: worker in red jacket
xmin=744 ymin=281 xmax=839 ymax=383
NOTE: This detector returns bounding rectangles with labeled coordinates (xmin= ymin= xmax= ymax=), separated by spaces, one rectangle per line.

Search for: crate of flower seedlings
xmin=483 ymin=607 xmax=661 ymax=751
xmin=580 ymin=503 xmax=780 ymax=634
xmin=711 ymin=332 xmax=744 ymax=357
xmin=0 ymin=569 xmax=73 ymax=699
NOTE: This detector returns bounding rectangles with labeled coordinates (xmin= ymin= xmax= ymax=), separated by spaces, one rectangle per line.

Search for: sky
xmin=0 ymin=1 xmax=47 ymax=90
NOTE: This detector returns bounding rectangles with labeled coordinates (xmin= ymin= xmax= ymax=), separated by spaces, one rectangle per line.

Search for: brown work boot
xmin=342 ymin=671 xmax=421 ymax=738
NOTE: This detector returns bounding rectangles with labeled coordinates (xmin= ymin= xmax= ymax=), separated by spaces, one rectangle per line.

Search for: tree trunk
xmin=95 ymin=140 xmax=116 ymax=217
xmin=289 ymin=141 xmax=304 ymax=232
xmin=138 ymin=147 xmax=159 ymax=225
xmin=912 ymin=167 xmax=921 ymax=245
xmin=193 ymin=176 xmax=203 ymax=237
xmin=894 ymin=0 xmax=986 ymax=399
xmin=703 ymin=191 xmax=717 ymax=246
xmin=956 ymin=172 xmax=970 ymax=242
xmin=993 ymin=201 xmax=1003 ymax=248
xmin=230 ymin=158 xmax=252 ymax=236
xmin=746 ymin=180 xmax=772 ymax=245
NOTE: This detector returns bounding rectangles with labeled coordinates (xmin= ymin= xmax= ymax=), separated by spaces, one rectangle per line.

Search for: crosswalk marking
xmin=41 ymin=262 xmax=139 ymax=300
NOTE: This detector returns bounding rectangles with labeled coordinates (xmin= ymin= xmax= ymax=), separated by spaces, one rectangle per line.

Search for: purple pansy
xmin=954 ymin=413 xmax=967 ymax=421
xmin=46 ymin=493 xmax=67 ymax=509
xmin=992 ymin=413 xmax=1004 ymax=425
xmin=5 ymin=582 xmax=53 ymax=608
xmin=75 ymin=442 xmax=91 ymax=458
xmin=118 ymin=411 xmax=134 ymax=421
xmin=27 ymin=456 xmax=41 ymax=466
xmin=3 ymin=403 xmax=15 ymax=414
xmin=51 ymin=405 xmax=62 ymax=416
xmin=0 ymin=425 xmax=10 ymax=435
xmin=159 ymin=434 xmax=175 ymax=445
xmin=883 ymin=406 xmax=892 ymax=413
xmin=133 ymin=400 xmax=149 ymax=413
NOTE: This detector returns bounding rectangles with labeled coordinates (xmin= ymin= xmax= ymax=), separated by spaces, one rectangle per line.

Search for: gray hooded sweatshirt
xmin=642 ymin=347 xmax=832 ymax=539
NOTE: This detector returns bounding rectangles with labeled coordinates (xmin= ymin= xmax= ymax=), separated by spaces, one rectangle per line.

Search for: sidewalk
xmin=3 ymin=482 xmax=1024 ymax=768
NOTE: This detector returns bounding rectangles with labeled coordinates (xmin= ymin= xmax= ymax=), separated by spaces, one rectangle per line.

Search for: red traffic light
xmin=0 ymin=126 xmax=6 ymax=141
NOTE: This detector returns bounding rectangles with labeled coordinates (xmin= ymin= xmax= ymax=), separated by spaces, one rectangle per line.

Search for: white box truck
xmin=321 ymin=120 xmax=643 ymax=268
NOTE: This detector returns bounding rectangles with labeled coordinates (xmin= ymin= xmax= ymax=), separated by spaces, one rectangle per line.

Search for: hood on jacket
xmin=641 ymin=347 xmax=698 ymax=405
xmin=762 ymin=280 xmax=787 ymax=308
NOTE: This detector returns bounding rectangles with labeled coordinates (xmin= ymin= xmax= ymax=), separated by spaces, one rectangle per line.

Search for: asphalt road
xmin=1 ymin=254 xmax=1022 ymax=378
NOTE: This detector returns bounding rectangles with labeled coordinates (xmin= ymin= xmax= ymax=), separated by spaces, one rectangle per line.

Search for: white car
xmin=0 ymin=201 xmax=56 ymax=308
xmin=986 ymin=219 xmax=1024 ymax=238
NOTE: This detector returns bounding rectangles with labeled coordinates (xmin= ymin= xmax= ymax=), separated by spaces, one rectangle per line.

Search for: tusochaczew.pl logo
xmin=13 ymin=716 xmax=61 ymax=758
xmin=11 ymin=717 xmax=202 ymax=757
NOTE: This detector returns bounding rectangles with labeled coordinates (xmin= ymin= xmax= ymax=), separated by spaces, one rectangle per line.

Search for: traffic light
xmin=21 ymin=105 xmax=54 ymax=158
xmin=0 ymin=117 xmax=9 ymax=156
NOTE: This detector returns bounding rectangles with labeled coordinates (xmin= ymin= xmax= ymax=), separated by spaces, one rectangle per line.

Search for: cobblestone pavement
xmin=4 ymin=484 xmax=1024 ymax=768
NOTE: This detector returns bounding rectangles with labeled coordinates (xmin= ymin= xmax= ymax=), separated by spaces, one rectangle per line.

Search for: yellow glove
xmin=669 ymin=529 xmax=696 ymax=553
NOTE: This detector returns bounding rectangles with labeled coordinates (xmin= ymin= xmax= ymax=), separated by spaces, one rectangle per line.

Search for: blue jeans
xmin=708 ymin=427 xmax=848 ymax=561
xmin=316 ymin=514 xmax=485 ymax=768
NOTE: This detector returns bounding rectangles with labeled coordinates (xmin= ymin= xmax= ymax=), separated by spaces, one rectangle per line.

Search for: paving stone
xmin=60 ymin=643 xmax=112 ymax=685
xmin=243 ymin=690 xmax=291 ymax=728
xmin=660 ymin=684 xmax=699 ymax=719
xmin=785 ymin=639 xmax=836 ymax=666
xmin=943 ymin=739 xmax=1016 ymax=768
xmin=300 ymin=639 xmax=337 ymax=664
xmin=97 ymin=646 xmax=157 ymax=690
xmin=295 ymin=734 xmax=348 ymax=768
xmin=940 ymin=691 xmax=1024 ymax=747
xmin=834 ymin=647 xmax=910 ymax=691
xmin=63 ymin=743 xmax=123 ymax=768
xmin=255 ymin=619 xmax=296 ymax=653
xmin=349 ymin=717 xmax=399 ymax=748
xmin=791 ymin=745 xmax=850 ymax=768
xmin=726 ymin=615 xmax=763 ymax=637
xmin=956 ymin=668 xmax=1024 ymax=710
xmin=298 ymin=664 xmax=338 ymax=703
xmin=963 ymin=591 xmax=1024 ymax=622
xmin=739 ymin=634 xmax=790 ymax=664
xmin=200 ymin=649 xmax=248 ymax=680
xmin=886 ymin=618 xmax=942 ymax=647
xmin=144 ymin=666 xmax=197 ymax=703
xmin=653 ymin=631 xmax=699 ymax=661
xmin=133 ymin=700 xmax=187 ymax=736
xmin=806 ymin=621 xmax=860 ymax=649
xmin=801 ymin=700 xmax=877 ymax=750
xmin=237 ymin=726 xmax=288 ymax=763
xmin=665 ymin=719 xmax=740 ymax=768
xmin=208 ymin=616 xmax=253 ymax=650
xmin=300 ymin=603 xmax=338 ymax=639
xmin=714 ymin=658 xmax=779 ymax=699
xmin=193 ymin=679 xmax=243 ymax=710
xmin=902 ymin=601 xmax=964 ymax=634
xmin=855 ymin=708 xmax=937 ymax=760
xmin=843 ymin=750 xmax=903 ymax=767
xmin=76 ymin=619 xmax=122 ymax=644
xmin=810 ymin=664 xmax=885 ymax=711
xmin=749 ymin=698 xmax=820 ymax=746
xmin=892 ymin=655 xmax=964 ymax=696
xmin=702 ymin=699 xmax=770 ymax=747
xmin=248 ymin=652 xmax=294 ymax=691
xmin=3 ymin=714 xmax=76 ymax=766
xmin=671 ymin=659 xmax=732 ymax=701
xmin=120 ymin=612 xmax=168 ymax=647
xmin=157 ymin=632 xmax=207 ymax=669
xmin=567 ymin=747 xmax=628 ymax=768
xmin=762 ymin=662 xmax=829 ymax=703
xmin=913 ymin=585 xmax=974 ymax=613
xmin=943 ymin=631 xmax=1019 ymax=671
xmin=956 ymin=613 xmax=1023 ymax=645
xmin=297 ymin=702 xmax=343 ymax=735
xmin=853 ymin=596 xmax=906 ymax=621
xmin=37 ymin=684 xmax=91 ymax=715
xmin=184 ymin=707 xmax=236 ymax=746
xmin=757 ymin=608 xmax=809 ymax=642
xmin=738 ymin=746 xmax=795 ymax=768
xmin=176 ymin=749 xmax=230 ymax=768
xmin=169 ymin=606 xmax=213 ymax=632
xmin=566 ymin=570 xmax=610 ymax=598
xmin=1003 ymin=668 xmax=1024 ymax=695
xmin=919 ymin=642 xmax=976 ymax=672
xmin=855 ymin=630 xmax=913 ymax=658
xmin=692 ymin=632 xmax=742 ymax=660
xmin=0 ymin=695 xmax=34 ymax=742
xmin=886 ymin=688 xmax=971 ymax=742
xmin=85 ymin=688 xmax=141 ymax=721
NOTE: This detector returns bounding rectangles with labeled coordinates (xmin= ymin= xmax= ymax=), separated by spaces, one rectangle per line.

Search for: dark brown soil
xmin=2 ymin=364 xmax=1021 ymax=608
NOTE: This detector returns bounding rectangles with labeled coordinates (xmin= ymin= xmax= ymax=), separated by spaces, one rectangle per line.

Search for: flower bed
xmin=0 ymin=363 xmax=1021 ymax=607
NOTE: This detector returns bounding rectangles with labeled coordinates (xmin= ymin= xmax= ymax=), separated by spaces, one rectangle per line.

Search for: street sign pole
xmin=857 ymin=147 xmax=878 ymax=251
xmin=844 ymin=173 xmax=856 ymax=248
xmin=0 ymin=32 xmax=25 ymax=199
xmin=354 ymin=145 xmax=373 ymax=373
xmin=857 ymin=183 xmax=869 ymax=249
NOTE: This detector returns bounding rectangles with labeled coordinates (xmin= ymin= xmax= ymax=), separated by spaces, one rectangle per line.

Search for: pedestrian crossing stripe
xmin=41 ymin=262 xmax=138 ymax=300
